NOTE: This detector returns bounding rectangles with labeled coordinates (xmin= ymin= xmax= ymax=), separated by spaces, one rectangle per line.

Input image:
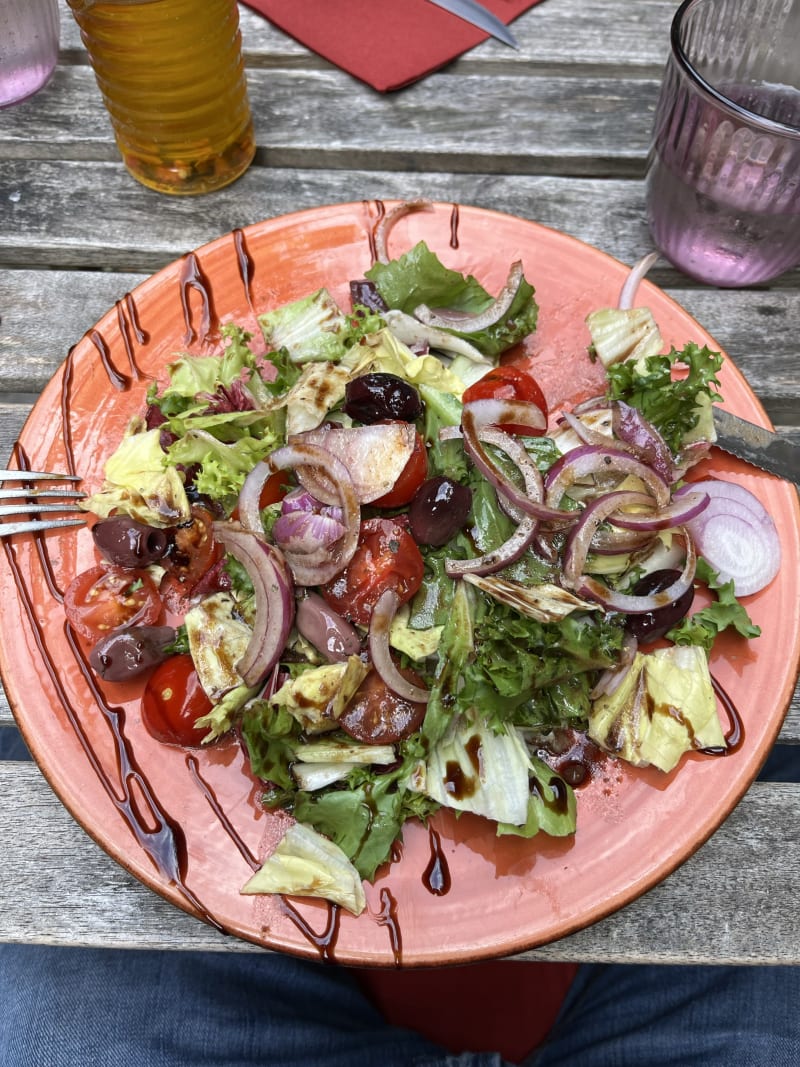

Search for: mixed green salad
xmin=67 ymin=217 xmax=779 ymax=916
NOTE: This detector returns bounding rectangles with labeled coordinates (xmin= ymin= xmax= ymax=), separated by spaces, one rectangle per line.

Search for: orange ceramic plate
xmin=2 ymin=202 xmax=799 ymax=967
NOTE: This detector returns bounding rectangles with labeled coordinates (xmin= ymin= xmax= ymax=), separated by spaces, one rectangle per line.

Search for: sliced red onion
xmin=575 ymin=530 xmax=697 ymax=614
xmin=374 ymin=198 xmax=434 ymax=264
xmin=212 ymin=523 xmax=295 ymax=687
xmin=265 ymin=443 xmax=360 ymax=586
xmin=464 ymin=396 xmax=547 ymax=436
xmin=280 ymin=487 xmax=342 ymax=522
xmin=612 ymin=401 xmax=675 ymax=484
xmin=675 ymin=479 xmax=781 ymax=596
xmin=290 ymin=422 xmax=416 ymax=504
xmin=368 ymin=589 xmax=430 ymax=703
xmin=618 ymin=252 xmax=659 ymax=310
xmin=544 ymin=444 xmax=671 ymax=510
xmin=273 ymin=510 xmax=346 ymax=556
xmin=563 ymin=491 xmax=655 ymax=588
xmin=608 ymin=491 xmax=709 ymax=531
xmin=413 ymin=261 xmax=524 ymax=333
xmin=238 ymin=460 xmax=273 ymax=535
xmin=445 ymin=511 xmax=539 ymax=577
xmin=460 ymin=409 xmax=572 ymax=525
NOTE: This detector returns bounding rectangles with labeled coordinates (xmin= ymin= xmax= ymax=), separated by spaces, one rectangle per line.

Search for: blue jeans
xmin=2 ymin=727 xmax=799 ymax=1066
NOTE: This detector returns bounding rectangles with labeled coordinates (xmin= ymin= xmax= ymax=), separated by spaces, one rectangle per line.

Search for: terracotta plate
xmin=2 ymin=202 xmax=799 ymax=967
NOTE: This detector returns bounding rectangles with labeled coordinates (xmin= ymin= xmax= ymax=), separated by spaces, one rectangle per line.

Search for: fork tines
xmin=0 ymin=468 xmax=87 ymax=537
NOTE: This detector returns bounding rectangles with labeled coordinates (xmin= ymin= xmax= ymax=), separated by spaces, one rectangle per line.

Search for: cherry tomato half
xmin=373 ymin=429 xmax=428 ymax=508
xmin=338 ymin=666 xmax=427 ymax=744
xmin=64 ymin=566 xmax=162 ymax=643
xmin=321 ymin=517 xmax=425 ymax=627
xmin=160 ymin=505 xmax=222 ymax=614
xmin=462 ymin=364 xmax=548 ymax=435
xmin=141 ymin=654 xmax=212 ymax=747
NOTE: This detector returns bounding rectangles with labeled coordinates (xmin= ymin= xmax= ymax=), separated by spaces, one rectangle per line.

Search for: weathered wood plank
xmin=1 ymin=162 xmax=798 ymax=300
xmin=0 ymin=65 xmax=658 ymax=177
xmin=1 ymin=761 xmax=798 ymax=963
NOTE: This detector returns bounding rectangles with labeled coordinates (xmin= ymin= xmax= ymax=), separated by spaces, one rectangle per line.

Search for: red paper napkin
xmin=242 ymin=0 xmax=545 ymax=92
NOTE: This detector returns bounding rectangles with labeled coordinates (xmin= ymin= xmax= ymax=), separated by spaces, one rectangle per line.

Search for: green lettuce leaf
xmin=365 ymin=241 xmax=538 ymax=358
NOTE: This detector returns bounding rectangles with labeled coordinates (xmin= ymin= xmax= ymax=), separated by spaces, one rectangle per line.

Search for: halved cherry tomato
xmin=338 ymin=665 xmax=427 ymax=744
xmin=64 ymin=566 xmax=162 ymax=642
xmin=160 ymin=505 xmax=222 ymax=614
xmin=462 ymin=364 xmax=548 ymax=435
xmin=373 ymin=429 xmax=428 ymax=508
xmin=321 ymin=517 xmax=424 ymax=627
xmin=141 ymin=654 xmax=212 ymax=747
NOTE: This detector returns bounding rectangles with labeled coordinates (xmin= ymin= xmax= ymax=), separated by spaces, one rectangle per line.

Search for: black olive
xmin=349 ymin=279 xmax=389 ymax=313
xmin=409 ymin=476 xmax=472 ymax=546
xmin=624 ymin=568 xmax=695 ymax=643
xmin=343 ymin=373 xmax=423 ymax=424
xmin=92 ymin=516 xmax=172 ymax=568
xmin=89 ymin=625 xmax=177 ymax=682
xmin=295 ymin=593 xmax=362 ymax=663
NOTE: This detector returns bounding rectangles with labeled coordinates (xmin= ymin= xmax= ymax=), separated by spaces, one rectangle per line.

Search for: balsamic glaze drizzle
xmin=179 ymin=251 xmax=218 ymax=345
xmin=281 ymin=900 xmax=342 ymax=962
xmin=185 ymin=754 xmax=259 ymax=871
xmin=422 ymin=825 xmax=451 ymax=897
xmin=449 ymin=203 xmax=460 ymax=249
xmin=232 ymin=228 xmax=256 ymax=313
xmin=89 ymin=328 xmax=130 ymax=391
xmin=374 ymin=887 xmax=403 ymax=966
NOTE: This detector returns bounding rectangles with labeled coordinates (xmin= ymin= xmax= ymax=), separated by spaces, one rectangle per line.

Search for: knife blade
xmin=426 ymin=0 xmax=520 ymax=48
xmin=712 ymin=408 xmax=800 ymax=486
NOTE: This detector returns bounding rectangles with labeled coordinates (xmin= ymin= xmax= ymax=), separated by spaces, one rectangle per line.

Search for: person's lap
xmin=2 ymin=726 xmax=799 ymax=1066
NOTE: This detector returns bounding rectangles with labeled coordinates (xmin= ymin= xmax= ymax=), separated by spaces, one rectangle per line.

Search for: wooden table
xmin=1 ymin=0 xmax=798 ymax=964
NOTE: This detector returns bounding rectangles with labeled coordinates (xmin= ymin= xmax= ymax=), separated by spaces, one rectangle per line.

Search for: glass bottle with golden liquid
xmin=68 ymin=0 xmax=255 ymax=195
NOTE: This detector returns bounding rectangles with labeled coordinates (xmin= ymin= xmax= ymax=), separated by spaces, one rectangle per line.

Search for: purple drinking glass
xmin=646 ymin=0 xmax=800 ymax=287
xmin=0 ymin=0 xmax=60 ymax=108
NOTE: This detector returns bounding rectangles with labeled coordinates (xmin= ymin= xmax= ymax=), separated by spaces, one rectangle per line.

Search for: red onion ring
xmin=212 ymin=523 xmax=295 ymax=687
xmin=608 ymin=491 xmax=709 ymax=531
xmin=575 ymin=529 xmax=697 ymax=614
xmin=238 ymin=460 xmax=274 ymax=535
xmin=460 ymin=408 xmax=573 ymax=525
xmin=374 ymin=199 xmax=434 ymax=264
xmin=544 ymin=444 xmax=671 ymax=510
xmin=266 ymin=443 xmax=360 ymax=586
xmin=414 ymin=261 xmax=524 ymax=333
xmin=563 ymin=491 xmax=655 ymax=588
xmin=368 ymin=589 xmax=430 ymax=703
xmin=618 ymin=252 xmax=659 ymax=310
xmin=675 ymin=479 xmax=781 ymax=596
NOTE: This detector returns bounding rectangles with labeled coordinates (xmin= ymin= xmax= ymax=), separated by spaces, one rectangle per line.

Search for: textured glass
xmin=646 ymin=0 xmax=800 ymax=286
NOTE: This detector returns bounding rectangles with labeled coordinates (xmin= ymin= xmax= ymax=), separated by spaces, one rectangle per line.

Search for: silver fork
xmin=0 ymin=469 xmax=87 ymax=536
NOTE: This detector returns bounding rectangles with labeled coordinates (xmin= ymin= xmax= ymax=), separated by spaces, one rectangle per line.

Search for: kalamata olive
xmin=296 ymin=593 xmax=362 ymax=663
xmin=338 ymin=667 xmax=427 ymax=744
xmin=624 ymin=568 xmax=695 ymax=643
xmin=343 ymin=373 xmax=423 ymax=424
xmin=92 ymin=516 xmax=172 ymax=567
xmin=89 ymin=625 xmax=177 ymax=682
xmin=349 ymin=279 xmax=389 ymax=313
xmin=408 ymin=476 xmax=472 ymax=546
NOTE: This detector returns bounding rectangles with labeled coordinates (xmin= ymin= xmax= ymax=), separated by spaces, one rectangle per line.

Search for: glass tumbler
xmin=0 ymin=0 xmax=60 ymax=108
xmin=67 ymin=0 xmax=256 ymax=196
xmin=645 ymin=0 xmax=800 ymax=287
